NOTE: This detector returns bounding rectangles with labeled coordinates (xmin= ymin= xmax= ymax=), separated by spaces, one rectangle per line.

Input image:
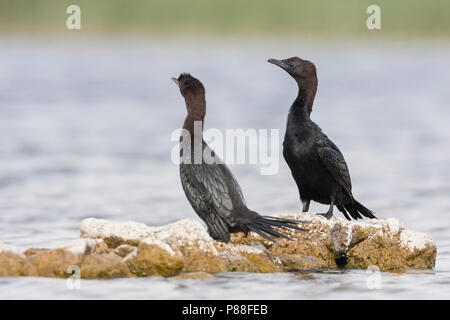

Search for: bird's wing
xmin=180 ymin=162 xmax=242 ymax=241
xmin=316 ymin=138 xmax=352 ymax=195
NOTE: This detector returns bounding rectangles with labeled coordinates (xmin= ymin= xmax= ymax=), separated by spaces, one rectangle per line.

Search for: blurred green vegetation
xmin=0 ymin=0 xmax=449 ymax=38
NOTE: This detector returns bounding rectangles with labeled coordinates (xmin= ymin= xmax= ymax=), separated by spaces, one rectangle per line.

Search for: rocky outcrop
xmin=0 ymin=214 xmax=436 ymax=279
xmin=0 ymin=241 xmax=37 ymax=277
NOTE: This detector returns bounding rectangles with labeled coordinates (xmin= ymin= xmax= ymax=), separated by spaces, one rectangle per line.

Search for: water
xmin=0 ymin=38 xmax=449 ymax=299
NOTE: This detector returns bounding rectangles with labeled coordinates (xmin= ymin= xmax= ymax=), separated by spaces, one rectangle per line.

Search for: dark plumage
xmin=172 ymin=73 xmax=307 ymax=242
xmin=268 ymin=57 xmax=377 ymax=220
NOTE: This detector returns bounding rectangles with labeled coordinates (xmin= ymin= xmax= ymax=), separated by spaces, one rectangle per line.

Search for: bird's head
xmin=268 ymin=57 xmax=318 ymax=111
xmin=171 ymin=73 xmax=206 ymax=119
xmin=171 ymin=73 xmax=205 ymax=98
xmin=267 ymin=57 xmax=317 ymax=87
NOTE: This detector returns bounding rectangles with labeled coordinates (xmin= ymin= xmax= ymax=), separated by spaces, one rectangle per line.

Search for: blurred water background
xmin=0 ymin=0 xmax=449 ymax=299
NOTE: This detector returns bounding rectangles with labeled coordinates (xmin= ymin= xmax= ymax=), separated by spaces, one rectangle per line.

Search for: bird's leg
xmin=317 ymin=199 xmax=334 ymax=220
xmin=302 ymin=199 xmax=310 ymax=212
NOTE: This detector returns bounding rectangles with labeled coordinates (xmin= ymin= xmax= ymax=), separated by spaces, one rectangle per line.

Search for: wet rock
xmin=26 ymin=248 xmax=82 ymax=278
xmin=345 ymin=218 xmax=436 ymax=270
xmin=216 ymin=242 xmax=280 ymax=273
xmin=0 ymin=241 xmax=37 ymax=277
xmin=126 ymin=240 xmax=184 ymax=277
xmin=24 ymin=239 xmax=108 ymax=278
xmin=80 ymin=215 xmax=436 ymax=274
xmin=81 ymin=252 xmax=133 ymax=279
xmin=0 ymin=214 xmax=437 ymax=278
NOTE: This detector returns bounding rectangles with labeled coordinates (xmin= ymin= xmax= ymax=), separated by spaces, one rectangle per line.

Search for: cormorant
xmin=171 ymin=73 xmax=307 ymax=242
xmin=268 ymin=57 xmax=377 ymax=220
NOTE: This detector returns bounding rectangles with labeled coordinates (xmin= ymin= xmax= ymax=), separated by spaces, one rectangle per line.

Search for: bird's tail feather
xmin=353 ymin=200 xmax=377 ymax=219
xmin=245 ymin=213 xmax=309 ymax=242
xmin=343 ymin=203 xmax=362 ymax=220
xmin=343 ymin=200 xmax=377 ymax=220
xmin=337 ymin=205 xmax=351 ymax=220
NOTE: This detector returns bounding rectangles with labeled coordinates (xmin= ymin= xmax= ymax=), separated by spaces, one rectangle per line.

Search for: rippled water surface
xmin=0 ymin=38 xmax=449 ymax=299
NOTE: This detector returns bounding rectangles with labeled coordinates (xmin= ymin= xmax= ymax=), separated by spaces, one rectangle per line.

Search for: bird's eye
xmin=289 ymin=62 xmax=296 ymax=69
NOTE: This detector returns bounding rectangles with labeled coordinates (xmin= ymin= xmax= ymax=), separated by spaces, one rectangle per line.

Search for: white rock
xmin=400 ymin=229 xmax=434 ymax=250
xmin=141 ymin=238 xmax=177 ymax=256
xmin=0 ymin=241 xmax=25 ymax=258
xmin=277 ymin=213 xmax=434 ymax=251
xmin=345 ymin=223 xmax=354 ymax=248
xmin=80 ymin=218 xmax=156 ymax=241
xmin=150 ymin=219 xmax=213 ymax=243
xmin=80 ymin=218 xmax=218 ymax=255
xmin=385 ymin=218 xmax=404 ymax=234
xmin=149 ymin=219 xmax=218 ymax=255
xmin=78 ymin=215 xmax=435 ymax=269
xmin=60 ymin=238 xmax=100 ymax=255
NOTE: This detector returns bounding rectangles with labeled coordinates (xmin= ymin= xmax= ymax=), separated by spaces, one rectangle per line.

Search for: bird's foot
xmin=317 ymin=212 xmax=333 ymax=220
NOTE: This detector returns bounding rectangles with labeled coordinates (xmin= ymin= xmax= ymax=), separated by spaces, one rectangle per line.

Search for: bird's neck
xmin=179 ymin=94 xmax=207 ymax=164
xmin=182 ymin=95 xmax=206 ymax=135
xmin=290 ymin=87 xmax=313 ymax=121
xmin=180 ymin=110 xmax=206 ymax=164
xmin=183 ymin=114 xmax=204 ymax=136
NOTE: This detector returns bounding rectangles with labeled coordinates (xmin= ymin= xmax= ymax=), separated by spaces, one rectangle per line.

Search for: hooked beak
xmin=267 ymin=58 xmax=288 ymax=71
xmin=170 ymin=77 xmax=179 ymax=87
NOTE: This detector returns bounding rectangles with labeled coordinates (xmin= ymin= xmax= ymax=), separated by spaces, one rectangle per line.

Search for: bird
xmin=171 ymin=73 xmax=308 ymax=242
xmin=267 ymin=57 xmax=377 ymax=220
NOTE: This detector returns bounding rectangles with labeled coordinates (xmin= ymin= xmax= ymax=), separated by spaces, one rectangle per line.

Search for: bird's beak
xmin=267 ymin=58 xmax=288 ymax=71
xmin=170 ymin=77 xmax=179 ymax=87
